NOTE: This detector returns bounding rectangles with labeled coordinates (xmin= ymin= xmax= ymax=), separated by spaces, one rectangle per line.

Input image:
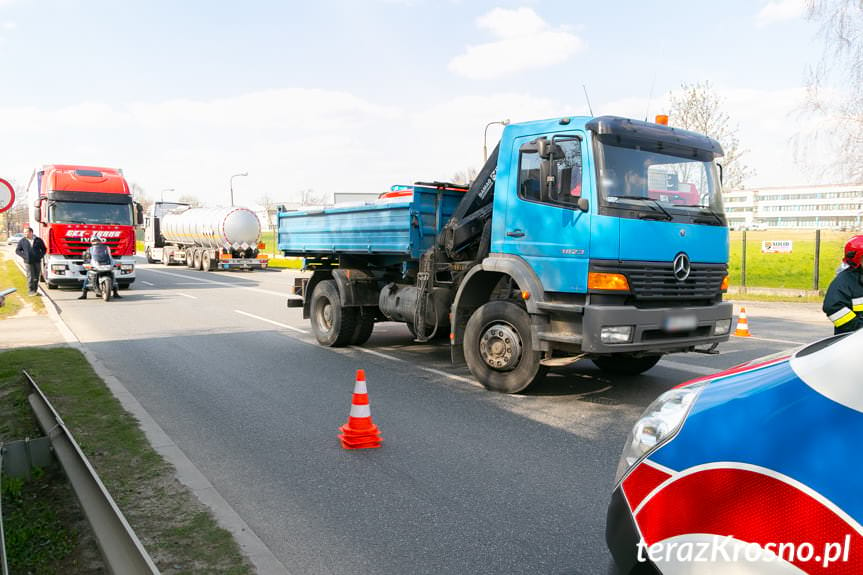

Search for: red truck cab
xmin=29 ymin=165 xmax=142 ymax=289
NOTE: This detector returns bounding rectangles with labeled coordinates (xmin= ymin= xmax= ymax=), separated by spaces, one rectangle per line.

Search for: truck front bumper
xmin=581 ymin=301 xmax=732 ymax=354
xmin=43 ymin=256 xmax=136 ymax=286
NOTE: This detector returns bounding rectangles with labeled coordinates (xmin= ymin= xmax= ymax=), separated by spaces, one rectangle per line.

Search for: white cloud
xmin=449 ymin=7 xmax=584 ymax=80
xmin=756 ymin=0 xmax=806 ymax=27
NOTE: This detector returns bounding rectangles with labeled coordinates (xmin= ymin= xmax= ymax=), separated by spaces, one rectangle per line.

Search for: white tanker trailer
xmin=143 ymin=202 xmax=269 ymax=271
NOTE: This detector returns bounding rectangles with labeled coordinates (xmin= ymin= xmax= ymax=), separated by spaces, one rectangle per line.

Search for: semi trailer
xmin=278 ymin=115 xmax=733 ymax=393
xmin=144 ymin=202 xmax=269 ymax=271
xmin=27 ymin=164 xmax=142 ymax=289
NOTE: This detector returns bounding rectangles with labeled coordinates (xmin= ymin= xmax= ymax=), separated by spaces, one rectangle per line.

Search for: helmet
xmin=843 ymin=235 xmax=863 ymax=269
xmin=90 ymin=236 xmax=103 ymax=244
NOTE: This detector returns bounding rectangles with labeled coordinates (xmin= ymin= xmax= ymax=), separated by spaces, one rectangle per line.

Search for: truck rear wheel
xmin=310 ymin=280 xmax=358 ymax=347
xmin=350 ymin=311 xmax=375 ymax=345
xmin=464 ymin=301 xmax=547 ymax=393
xmin=591 ymin=354 xmax=661 ymax=375
xmin=186 ymin=251 xmax=196 ymax=269
xmin=194 ymin=250 xmax=203 ymax=270
xmin=202 ymin=251 xmax=213 ymax=271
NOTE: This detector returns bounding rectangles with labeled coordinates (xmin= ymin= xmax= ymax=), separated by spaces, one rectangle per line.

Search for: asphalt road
xmin=44 ymin=260 xmax=833 ymax=575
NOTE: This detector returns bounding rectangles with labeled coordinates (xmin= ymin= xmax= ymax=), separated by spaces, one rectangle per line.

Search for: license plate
xmin=664 ymin=314 xmax=697 ymax=332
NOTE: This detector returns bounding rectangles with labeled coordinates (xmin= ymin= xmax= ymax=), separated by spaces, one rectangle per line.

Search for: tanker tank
xmin=161 ymin=206 xmax=262 ymax=250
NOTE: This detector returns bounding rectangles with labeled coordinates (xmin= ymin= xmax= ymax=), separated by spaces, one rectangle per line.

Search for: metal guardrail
xmin=20 ymin=370 xmax=160 ymax=575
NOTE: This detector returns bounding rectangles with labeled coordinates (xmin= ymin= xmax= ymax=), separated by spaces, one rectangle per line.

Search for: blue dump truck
xmin=278 ymin=115 xmax=732 ymax=393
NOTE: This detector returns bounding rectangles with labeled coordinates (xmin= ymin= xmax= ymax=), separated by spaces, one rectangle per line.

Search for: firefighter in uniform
xmin=823 ymin=235 xmax=863 ymax=334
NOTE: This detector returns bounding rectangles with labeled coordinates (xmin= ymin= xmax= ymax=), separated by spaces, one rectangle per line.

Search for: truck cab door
xmin=500 ymin=133 xmax=592 ymax=293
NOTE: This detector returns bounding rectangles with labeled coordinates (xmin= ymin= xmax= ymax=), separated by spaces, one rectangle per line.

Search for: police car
xmin=607 ymin=329 xmax=863 ymax=574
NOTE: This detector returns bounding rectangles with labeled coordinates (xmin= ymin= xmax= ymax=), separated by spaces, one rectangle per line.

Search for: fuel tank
xmin=161 ymin=207 xmax=261 ymax=249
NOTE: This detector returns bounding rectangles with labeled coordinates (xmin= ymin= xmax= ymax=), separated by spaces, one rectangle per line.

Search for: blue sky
xmin=0 ymin=0 xmax=832 ymax=207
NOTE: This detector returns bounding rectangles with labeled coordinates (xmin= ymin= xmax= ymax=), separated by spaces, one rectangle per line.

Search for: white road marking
xmin=178 ymin=293 xmax=198 ymax=300
xmin=349 ymin=346 xmax=406 ymax=362
xmin=732 ymin=334 xmax=805 ymax=346
xmin=234 ymin=310 xmax=306 ymax=333
xmin=658 ymin=360 xmax=723 ymax=376
xmin=419 ymin=366 xmax=482 ymax=387
xmin=141 ymin=281 xmax=155 ymax=286
xmin=143 ymin=268 xmax=300 ymax=299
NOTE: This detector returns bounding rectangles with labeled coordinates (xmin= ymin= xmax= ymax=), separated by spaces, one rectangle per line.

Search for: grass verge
xmin=0 ymin=251 xmax=45 ymax=317
xmin=0 ymin=348 xmax=253 ymax=574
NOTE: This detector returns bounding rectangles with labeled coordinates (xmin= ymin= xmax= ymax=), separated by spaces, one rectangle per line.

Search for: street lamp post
xmin=230 ymin=172 xmax=248 ymax=207
xmin=483 ymin=119 xmax=510 ymax=162
xmin=160 ymin=188 xmax=175 ymax=202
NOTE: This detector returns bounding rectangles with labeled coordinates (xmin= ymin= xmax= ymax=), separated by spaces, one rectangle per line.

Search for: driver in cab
xmin=78 ymin=237 xmax=121 ymax=300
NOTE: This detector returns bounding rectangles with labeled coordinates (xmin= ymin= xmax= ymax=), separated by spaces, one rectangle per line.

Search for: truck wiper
xmin=612 ymin=196 xmax=673 ymax=221
xmin=692 ymin=211 xmax=723 ymax=225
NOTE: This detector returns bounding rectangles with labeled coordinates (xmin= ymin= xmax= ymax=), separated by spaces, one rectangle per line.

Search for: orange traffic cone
xmin=339 ymin=369 xmax=382 ymax=449
xmin=734 ymin=307 xmax=752 ymax=337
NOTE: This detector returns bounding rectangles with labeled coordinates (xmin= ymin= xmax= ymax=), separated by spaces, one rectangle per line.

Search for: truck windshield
xmin=49 ymin=201 xmax=133 ymax=225
xmin=596 ymin=139 xmax=723 ymax=220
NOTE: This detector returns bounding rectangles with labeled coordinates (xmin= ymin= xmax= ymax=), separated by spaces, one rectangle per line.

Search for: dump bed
xmin=277 ymin=186 xmax=464 ymax=260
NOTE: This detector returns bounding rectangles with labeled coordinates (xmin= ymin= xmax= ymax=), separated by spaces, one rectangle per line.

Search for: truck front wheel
xmin=464 ymin=301 xmax=547 ymax=393
xmin=591 ymin=354 xmax=661 ymax=375
xmin=310 ymin=280 xmax=358 ymax=347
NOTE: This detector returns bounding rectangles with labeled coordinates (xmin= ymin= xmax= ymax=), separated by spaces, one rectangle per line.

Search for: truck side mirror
xmin=135 ymin=203 xmax=144 ymax=225
xmin=33 ymin=199 xmax=43 ymax=223
xmin=577 ymin=197 xmax=589 ymax=212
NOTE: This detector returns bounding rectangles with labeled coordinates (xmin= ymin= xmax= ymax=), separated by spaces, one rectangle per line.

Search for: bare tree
xmin=451 ymin=167 xmax=478 ymax=186
xmin=130 ymin=182 xmax=153 ymax=213
xmin=667 ymin=81 xmax=754 ymax=190
xmin=803 ymin=1 xmax=863 ymax=181
xmin=300 ymin=189 xmax=329 ymax=206
xmin=257 ymin=193 xmax=277 ymax=232
xmin=177 ymin=194 xmax=203 ymax=207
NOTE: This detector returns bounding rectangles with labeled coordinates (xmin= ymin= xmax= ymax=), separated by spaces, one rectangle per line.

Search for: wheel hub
xmin=320 ymin=303 xmax=333 ymax=330
xmin=479 ymin=322 xmax=522 ymax=371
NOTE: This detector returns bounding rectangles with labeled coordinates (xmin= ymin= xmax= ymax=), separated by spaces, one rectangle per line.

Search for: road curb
xmin=37 ymin=281 xmax=291 ymax=575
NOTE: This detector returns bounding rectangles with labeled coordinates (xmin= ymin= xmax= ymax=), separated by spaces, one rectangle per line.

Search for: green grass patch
xmin=0 ymin=348 xmax=253 ymax=574
xmin=0 ymin=252 xmax=44 ymax=317
xmin=728 ymin=230 xmax=848 ymax=291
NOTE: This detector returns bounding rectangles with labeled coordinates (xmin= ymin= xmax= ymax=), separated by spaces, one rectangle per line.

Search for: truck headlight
xmin=713 ymin=319 xmax=732 ymax=335
xmin=121 ymin=264 xmax=134 ymax=271
xmin=601 ymin=326 xmax=633 ymax=344
xmin=615 ymin=381 xmax=708 ymax=483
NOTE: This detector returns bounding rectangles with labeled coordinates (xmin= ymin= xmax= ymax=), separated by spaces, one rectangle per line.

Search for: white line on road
xmin=143 ymin=268 xmax=301 ymax=299
xmin=141 ymin=281 xmax=155 ymax=286
xmin=349 ymin=346 xmax=406 ymax=362
xmin=234 ymin=310 xmax=306 ymax=333
xmin=419 ymin=366 xmax=483 ymax=388
xmin=178 ymin=293 xmax=198 ymax=300
xmin=658 ymin=360 xmax=724 ymax=376
xmin=732 ymin=334 xmax=805 ymax=346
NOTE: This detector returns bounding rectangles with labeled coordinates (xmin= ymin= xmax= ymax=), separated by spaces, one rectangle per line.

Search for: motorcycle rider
xmin=823 ymin=235 xmax=863 ymax=334
xmin=78 ymin=236 xmax=122 ymax=300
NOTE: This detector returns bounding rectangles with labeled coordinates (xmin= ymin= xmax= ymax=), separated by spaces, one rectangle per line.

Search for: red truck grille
xmin=53 ymin=234 xmax=126 ymax=257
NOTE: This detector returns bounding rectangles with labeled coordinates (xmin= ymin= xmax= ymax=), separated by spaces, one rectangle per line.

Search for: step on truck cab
xmin=278 ymin=115 xmax=732 ymax=393
xmin=28 ymin=165 xmax=142 ymax=289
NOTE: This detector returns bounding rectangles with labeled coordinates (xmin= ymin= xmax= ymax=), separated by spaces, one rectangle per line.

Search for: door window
xmin=517 ymin=136 xmax=583 ymax=209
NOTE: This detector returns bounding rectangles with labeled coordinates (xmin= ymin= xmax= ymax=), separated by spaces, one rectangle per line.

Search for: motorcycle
xmin=83 ymin=262 xmax=119 ymax=302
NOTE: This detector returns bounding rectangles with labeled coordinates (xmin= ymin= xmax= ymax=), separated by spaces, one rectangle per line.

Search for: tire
xmin=194 ymin=250 xmax=203 ymax=270
xmin=145 ymin=248 xmax=156 ymax=264
xmin=350 ymin=311 xmax=375 ymax=345
xmin=47 ymin=282 xmax=58 ymax=290
xmin=309 ymin=280 xmax=358 ymax=347
xmin=591 ymin=354 xmax=661 ymax=375
xmin=202 ymin=251 xmax=212 ymax=271
xmin=100 ymin=277 xmax=111 ymax=302
xmin=186 ymin=251 xmax=195 ymax=269
xmin=463 ymin=301 xmax=547 ymax=393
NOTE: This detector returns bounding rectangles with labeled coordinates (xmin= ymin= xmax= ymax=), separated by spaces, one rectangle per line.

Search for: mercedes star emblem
xmin=673 ymin=253 xmax=691 ymax=282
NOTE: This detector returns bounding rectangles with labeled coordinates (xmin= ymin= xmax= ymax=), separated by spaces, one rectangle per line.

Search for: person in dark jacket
xmin=14 ymin=227 xmax=47 ymax=295
xmin=823 ymin=235 xmax=863 ymax=334
xmin=78 ymin=237 xmax=121 ymax=299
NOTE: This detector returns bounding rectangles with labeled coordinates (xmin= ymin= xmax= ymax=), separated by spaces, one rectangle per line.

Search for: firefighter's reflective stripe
xmin=853 ymin=297 xmax=863 ymax=312
xmin=830 ymin=307 xmax=857 ymax=327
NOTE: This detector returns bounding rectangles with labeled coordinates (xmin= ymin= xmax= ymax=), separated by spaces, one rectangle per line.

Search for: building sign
xmin=761 ymin=240 xmax=793 ymax=254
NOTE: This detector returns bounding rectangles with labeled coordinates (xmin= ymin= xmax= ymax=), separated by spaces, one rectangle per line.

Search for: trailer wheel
xmin=463 ymin=301 xmax=547 ymax=393
xmin=202 ymin=251 xmax=212 ymax=271
xmin=194 ymin=250 xmax=204 ymax=270
xmin=310 ymin=280 xmax=358 ymax=347
xmin=350 ymin=311 xmax=375 ymax=345
xmin=591 ymin=355 xmax=661 ymax=375
xmin=186 ymin=251 xmax=196 ymax=269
